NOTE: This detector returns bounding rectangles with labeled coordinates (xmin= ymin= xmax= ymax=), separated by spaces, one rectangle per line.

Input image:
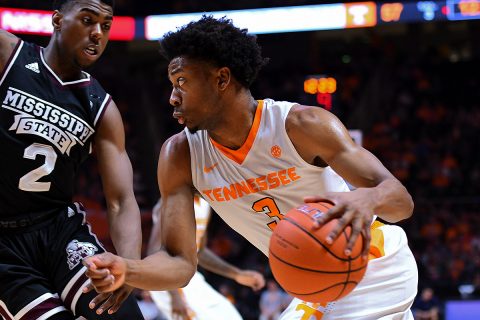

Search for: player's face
xmin=55 ymin=0 xmax=113 ymax=68
xmin=168 ymin=57 xmax=224 ymax=133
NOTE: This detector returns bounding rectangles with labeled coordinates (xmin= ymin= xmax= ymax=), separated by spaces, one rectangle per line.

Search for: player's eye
xmin=82 ymin=16 xmax=92 ymax=24
xmin=177 ymin=77 xmax=186 ymax=86
xmin=102 ymin=23 xmax=111 ymax=31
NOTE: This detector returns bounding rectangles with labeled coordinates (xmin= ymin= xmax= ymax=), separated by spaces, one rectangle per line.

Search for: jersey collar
xmin=210 ymin=100 xmax=264 ymax=165
xmin=40 ymin=48 xmax=91 ymax=86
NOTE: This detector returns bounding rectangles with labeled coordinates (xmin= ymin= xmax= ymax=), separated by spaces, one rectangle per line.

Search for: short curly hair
xmin=53 ymin=0 xmax=115 ymax=12
xmin=160 ymin=16 xmax=269 ymax=88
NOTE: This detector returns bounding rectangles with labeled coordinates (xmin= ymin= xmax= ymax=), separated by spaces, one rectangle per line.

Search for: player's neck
xmin=208 ymin=93 xmax=258 ymax=150
xmin=43 ymin=42 xmax=84 ymax=82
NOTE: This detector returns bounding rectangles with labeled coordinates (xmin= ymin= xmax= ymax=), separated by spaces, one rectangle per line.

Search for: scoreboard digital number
xmin=304 ymin=76 xmax=337 ymax=110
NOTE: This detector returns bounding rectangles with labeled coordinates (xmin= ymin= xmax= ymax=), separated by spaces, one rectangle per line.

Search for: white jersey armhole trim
xmin=93 ymin=94 xmax=111 ymax=127
xmin=0 ymin=40 xmax=23 ymax=87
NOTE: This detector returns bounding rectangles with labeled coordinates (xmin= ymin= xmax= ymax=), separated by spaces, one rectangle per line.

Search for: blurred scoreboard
xmin=446 ymin=0 xmax=480 ymax=20
xmin=379 ymin=2 xmax=446 ymax=22
xmin=144 ymin=0 xmax=480 ymax=39
xmin=0 ymin=7 xmax=136 ymax=40
xmin=1 ymin=0 xmax=480 ymax=40
xmin=378 ymin=0 xmax=480 ymax=24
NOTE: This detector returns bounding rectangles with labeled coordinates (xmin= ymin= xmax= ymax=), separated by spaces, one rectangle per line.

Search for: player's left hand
xmin=305 ymin=189 xmax=375 ymax=259
xmin=235 ymin=270 xmax=266 ymax=291
xmin=83 ymin=283 xmax=134 ymax=315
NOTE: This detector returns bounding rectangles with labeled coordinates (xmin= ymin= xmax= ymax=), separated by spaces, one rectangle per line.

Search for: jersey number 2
xmin=19 ymin=143 xmax=57 ymax=192
xmin=252 ymin=197 xmax=284 ymax=230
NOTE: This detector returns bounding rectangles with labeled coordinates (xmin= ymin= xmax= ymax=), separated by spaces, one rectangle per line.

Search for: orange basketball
xmin=269 ymin=201 xmax=368 ymax=303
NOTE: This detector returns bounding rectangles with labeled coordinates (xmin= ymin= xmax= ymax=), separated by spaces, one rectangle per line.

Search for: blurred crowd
xmin=8 ymin=1 xmax=480 ymax=318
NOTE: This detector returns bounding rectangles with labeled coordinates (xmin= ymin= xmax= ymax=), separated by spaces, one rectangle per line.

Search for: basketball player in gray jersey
xmin=0 ymin=0 xmax=144 ymax=319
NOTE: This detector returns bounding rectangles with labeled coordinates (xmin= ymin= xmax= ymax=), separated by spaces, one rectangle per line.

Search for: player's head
xmin=160 ymin=16 xmax=268 ymax=133
xmin=50 ymin=0 xmax=114 ymax=68
xmin=53 ymin=0 xmax=114 ymax=11
xmin=161 ymin=15 xmax=267 ymax=89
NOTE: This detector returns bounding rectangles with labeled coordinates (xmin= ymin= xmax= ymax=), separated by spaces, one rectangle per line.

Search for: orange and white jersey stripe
xmin=185 ymin=99 xmax=350 ymax=256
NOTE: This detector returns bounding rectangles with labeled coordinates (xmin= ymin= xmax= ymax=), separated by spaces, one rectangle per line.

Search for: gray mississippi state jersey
xmin=0 ymin=41 xmax=110 ymax=218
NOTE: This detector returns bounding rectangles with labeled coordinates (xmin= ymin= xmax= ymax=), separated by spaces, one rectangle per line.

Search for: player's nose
xmin=169 ymin=89 xmax=181 ymax=107
xmin=90 ymin=23 xmax=102 ymax=43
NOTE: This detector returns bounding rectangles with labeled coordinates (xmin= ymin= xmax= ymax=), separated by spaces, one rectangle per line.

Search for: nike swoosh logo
xmin=204 ymin=163 xmax=219 ymax=173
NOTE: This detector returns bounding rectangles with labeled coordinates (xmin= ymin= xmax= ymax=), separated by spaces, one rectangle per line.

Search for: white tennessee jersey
xmin=185 ymin=99 xmax=349 ymax=256
xmin=194 ymin=196 xmax=211 ymax=251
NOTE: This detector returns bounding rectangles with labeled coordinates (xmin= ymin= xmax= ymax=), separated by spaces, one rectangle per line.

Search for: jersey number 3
xmin=252 ymin=197 xmax=284 ymax=230
xmin=19 ymin=143 xmax=57 ymax=192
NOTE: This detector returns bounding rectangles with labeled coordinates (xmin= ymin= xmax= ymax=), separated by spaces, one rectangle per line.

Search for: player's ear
xmin=217 ymin=67 xmax=231 ymax=91
xmin=52 ymin=10 xmax=63 ymax=32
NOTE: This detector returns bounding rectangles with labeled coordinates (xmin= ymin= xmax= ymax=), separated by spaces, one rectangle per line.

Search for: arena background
xmin=2 ymin=1 xmax=479 ymax=319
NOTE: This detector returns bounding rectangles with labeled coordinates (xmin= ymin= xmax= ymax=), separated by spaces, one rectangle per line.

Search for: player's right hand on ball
xmin=304 ymin=191 xmax=374 ymax=259
xmin=83 ymin=252 xmax=127 ymax=293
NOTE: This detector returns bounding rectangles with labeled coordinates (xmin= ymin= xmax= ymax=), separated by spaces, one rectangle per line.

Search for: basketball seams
xmin=286 ymin=281 xmax=359 ymax=296
xmin=341 ymin=227 xmax=362 ymax=260
xmin=336 ymin=228 xmax=352 ymax=300
xmin=268 ymin=249 xmax=367 ymax=274
xmin=283 ymin=217 xmax=362 ymax=261
xmin=269 ymin=201 xmax=368 ymax=303
xmin=287 ymin=213 xmax=363 ymax=261
xmin=291 ymin=204 xmax=363 ymax=260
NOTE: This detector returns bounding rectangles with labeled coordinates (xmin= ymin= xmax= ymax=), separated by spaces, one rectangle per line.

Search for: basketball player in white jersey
xmin=84 ymin=16 xmax=418 ymax=319
xmin=147 ymin=197 xmax=265 ymax=320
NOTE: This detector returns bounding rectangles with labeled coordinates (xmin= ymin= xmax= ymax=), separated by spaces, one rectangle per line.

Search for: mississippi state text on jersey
xmin=0 ymin=41 xmax=110 ymax=219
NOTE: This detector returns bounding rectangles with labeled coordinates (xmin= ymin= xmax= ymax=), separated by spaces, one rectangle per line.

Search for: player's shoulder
xmin=158 ymin=131 xmax=193 ymax=185
xmin=87 ymin=76 xmax=109 ymax=105
xmin=0 ymin=30 xmax=20 ymax=54
xmin=164 ymin=130 xmax=189 ymax=147
xmin=0 ymin=31 xmax=20 ymax=71
xmin=286 ymin=104 xmax=340 ymax=131
xmin=160 ymin=131 xmax=191 ymax=163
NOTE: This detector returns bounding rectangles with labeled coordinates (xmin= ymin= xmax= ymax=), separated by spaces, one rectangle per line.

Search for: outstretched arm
xmin=85 ymin=132 xmax=198 ymax=291
xmin=95 ymin=101 xmax=142 ymax=260
xmin=86 ymin=100 xmax=142 ymax=314
xmin=286 ymin=105 xmax=414 ymax=257
xmin=198 ymin=247 xmax=265 ymax=291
